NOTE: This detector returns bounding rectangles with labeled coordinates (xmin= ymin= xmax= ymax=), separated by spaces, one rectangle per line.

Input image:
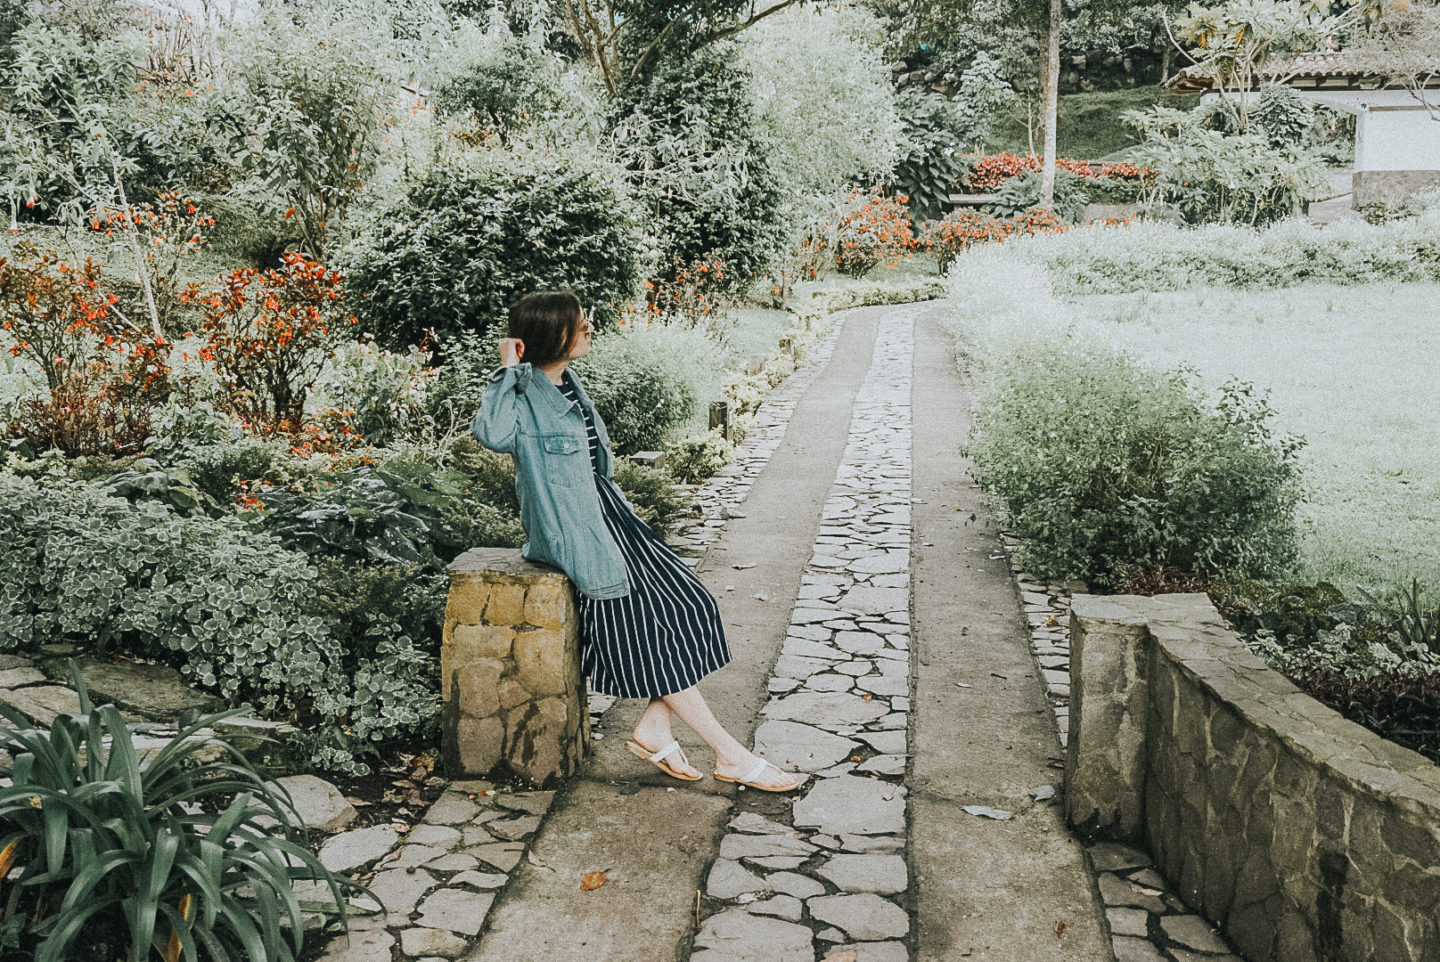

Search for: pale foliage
xmin=741 ymin=5 xmax=901 ymax=201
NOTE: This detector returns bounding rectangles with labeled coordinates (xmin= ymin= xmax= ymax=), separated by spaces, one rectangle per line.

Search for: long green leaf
xmin=34 ymin=896 xmax=120 ymax=962
xmin=128 ymin=828 xmax=181 ymax=958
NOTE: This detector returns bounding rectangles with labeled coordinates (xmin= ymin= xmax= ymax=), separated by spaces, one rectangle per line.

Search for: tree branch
xmin=707 ymin=0 xmax=801 ymax=43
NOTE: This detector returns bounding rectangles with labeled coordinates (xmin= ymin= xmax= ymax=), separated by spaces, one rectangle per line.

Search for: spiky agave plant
xmin=0 ymin=669 xmax=355 ymax=961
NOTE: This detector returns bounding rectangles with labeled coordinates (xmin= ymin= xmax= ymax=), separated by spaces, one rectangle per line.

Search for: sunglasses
xmin=581 ymin=308 xmax=595 ymax=333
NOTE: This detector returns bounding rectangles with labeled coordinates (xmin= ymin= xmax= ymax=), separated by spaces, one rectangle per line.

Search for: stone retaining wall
xmin=1065 ymin=592 xmax=1440 ymax=962
xmin=441 ymin=549 xmax=587 ymax=787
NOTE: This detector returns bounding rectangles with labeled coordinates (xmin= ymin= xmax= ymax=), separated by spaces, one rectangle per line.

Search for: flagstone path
xmin=315 ymin=300 xmax=1247 ymax=962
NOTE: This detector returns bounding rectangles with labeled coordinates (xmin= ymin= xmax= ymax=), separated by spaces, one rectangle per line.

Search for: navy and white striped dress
xmin=558 ymin=373 xmax=731 ymax=698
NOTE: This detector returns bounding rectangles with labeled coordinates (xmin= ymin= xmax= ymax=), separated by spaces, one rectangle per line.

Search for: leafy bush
xmin=180 ymin=253 xmax=356 ymax=427
xmin=429 ymin=21 xmax=563 ymax=145
xmin=0 ymin=242 xmax=169 ymax=455
xmin=0 ymin=685 xmax=353 ymax=962
xmin=310 ymin=338 xmax=435 ymax=446
xmin=1127 ymin=104 xmax=1329 ymax=225
xmin=989 ymin=169 xmax=1090 ymax=224
xmin=572 ymin=322 xmax=723 ymax=455
xmin=244 ymin=461 xmax=524 ymax=569
xmin=0 ymin=476 xmax=435 ymax=772
xmin=229 ymin=9 xmax=396 ymax=257
xmin=340 ymin=150 xmax=642 ymax=353
xmin=608 ymin=43 xmax=788 ymax=287
xmin=920 ymin=206 xmax=1066 ymax=271
xmin=1216 ymin=579 xmax=1440 ymax=762
xmin=741 ymin=6 xmax=901 ymax=202
xmin=974 ymin=211 xmax=1440 ymax=296
xmin=831 ymin=191 xmax=916 ymax=279
xmin=890 ymin=90 xmax=975 ymax=222
xmin=663 ymin=429 xmax=733 ymax=485
xmin=965 ymin=347 xmax=1304 ymax=587
xmin=614 ymin=460 xmax=693 ymax=535
xmin=447 ymin=435 xmax=520 ymax=515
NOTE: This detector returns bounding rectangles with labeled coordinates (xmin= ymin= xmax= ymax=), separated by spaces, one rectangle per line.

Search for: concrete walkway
xmin=317 ymin=300 xmax=1134 ymax=961
xmin=458 ymin=300 xmax=1112 ymax=961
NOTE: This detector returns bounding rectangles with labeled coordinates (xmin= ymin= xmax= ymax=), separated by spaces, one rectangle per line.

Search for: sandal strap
xmin=648 ymin=740 xmax=681 ymax=763
xmin=740 ymin=758 xmax=770 ymax=784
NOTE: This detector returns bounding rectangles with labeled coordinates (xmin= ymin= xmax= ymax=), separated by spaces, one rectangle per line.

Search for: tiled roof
xmin=1171 ymin=51 xmax=1440 ymax=93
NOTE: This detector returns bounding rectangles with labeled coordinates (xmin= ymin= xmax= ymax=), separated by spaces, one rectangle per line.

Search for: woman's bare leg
xmin=660 ymin=686 xmax=798 ymax=790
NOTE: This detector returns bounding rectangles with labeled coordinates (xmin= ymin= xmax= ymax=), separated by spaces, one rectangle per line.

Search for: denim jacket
xmin=470 ymin=362 xmax=630 ymax=599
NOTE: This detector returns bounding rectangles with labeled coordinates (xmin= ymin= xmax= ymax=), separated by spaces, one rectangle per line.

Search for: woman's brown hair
xmin=507 ymin=291 xmax=584 ymax=367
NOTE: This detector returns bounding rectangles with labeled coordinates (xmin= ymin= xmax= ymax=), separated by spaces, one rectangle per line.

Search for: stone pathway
xmin=692 ymin=304 xmax=920 ymax=960
xmin=312 ymin=298 xmax=1251 ymax=962
xmin=318 ymin=314 xmax=851 ymax=961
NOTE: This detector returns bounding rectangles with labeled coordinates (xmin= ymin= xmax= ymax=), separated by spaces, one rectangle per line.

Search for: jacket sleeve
xmin=470 ymin=362 xmax=534 ymax=454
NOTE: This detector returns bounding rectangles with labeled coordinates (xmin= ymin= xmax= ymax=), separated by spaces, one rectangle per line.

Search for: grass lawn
xmin=1079 ymin=282 xmax=1440 ymax=598
xmin=985 ymin=88 xmax=1199 ymax=160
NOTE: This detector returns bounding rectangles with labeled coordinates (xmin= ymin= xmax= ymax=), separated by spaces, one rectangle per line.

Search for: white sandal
xmin=714 ymin=757 xmax=801 ymax=792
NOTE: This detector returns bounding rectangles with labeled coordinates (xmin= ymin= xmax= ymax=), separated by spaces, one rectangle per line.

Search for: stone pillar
xmin=441 ymin=548 xmax=589 ymax=788
xmin=1065 ymin=594 xmax=1152 ymax=839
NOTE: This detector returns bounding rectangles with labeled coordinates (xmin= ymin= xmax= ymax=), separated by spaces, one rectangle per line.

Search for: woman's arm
xmin=471 ymin=356 xmax=532 ymax=454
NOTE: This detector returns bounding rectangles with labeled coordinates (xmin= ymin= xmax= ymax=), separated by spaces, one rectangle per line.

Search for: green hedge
xmin=987 ymin=208 xmax=1440 ymax=296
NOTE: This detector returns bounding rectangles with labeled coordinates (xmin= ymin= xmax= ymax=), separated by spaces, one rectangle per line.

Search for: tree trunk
xmin=1040 ymin=0 xmax=1061 ymax=208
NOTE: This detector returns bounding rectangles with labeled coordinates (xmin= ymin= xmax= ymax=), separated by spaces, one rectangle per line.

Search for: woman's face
xmin=567 ymin=308 xmax=594 ymax=361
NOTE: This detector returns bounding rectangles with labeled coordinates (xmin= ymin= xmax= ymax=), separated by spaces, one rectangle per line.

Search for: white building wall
xmin=1360 ymin=108 xmax=1440 ymax=171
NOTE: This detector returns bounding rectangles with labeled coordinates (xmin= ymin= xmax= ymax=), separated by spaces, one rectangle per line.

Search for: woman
xmin=471 ymin=291 xmax=799 ymax=791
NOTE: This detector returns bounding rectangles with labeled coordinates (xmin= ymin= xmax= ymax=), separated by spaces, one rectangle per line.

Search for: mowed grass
xmin=1078 ymin=282 xmax=1440 ymax=598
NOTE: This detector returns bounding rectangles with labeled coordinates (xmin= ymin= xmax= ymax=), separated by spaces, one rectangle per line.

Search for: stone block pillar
xmin=441 ymin=548 xmax=589 ymax=787
xmin=1065 ymin=594 xmax=1152 ymax=839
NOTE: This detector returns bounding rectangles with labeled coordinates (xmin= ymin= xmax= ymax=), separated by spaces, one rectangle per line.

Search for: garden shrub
xmin=614 ymin=459 xmax=693 ymax=535
xmin=965 ymin=346 xmax=1303 ymax=587
xmin=979 ymin=210 xmax=1440 ymax=296
xmin=663 ymin=428 xmax=733 ymax=485
xmin=920 ymin=206 xmax=1065 ymax=272
xmin=1126 ymin=104 xmax=1329 ymax=225
xmin=0 ymin=475 xmax=439 ymax=773
xmin=890 ymin=89 xmax=976 ymax=222
xmin=1215 ymin=578 xmax=1440 ymax=762
xmin=340 ymin=150 xmax=642 ymax=353
xmin=989 ymin=169 xmax=1090 ymax=224
xmin=608 ymin=43 xmax=789 ymax=288
xmin=0 ymin=242 xmax=170 ymax=455
xmin=572 ymin=322 xmax=723 ymax=455
xmin=244 ymin=460 xmax=524 ymax=569
xmin=429 ymin=21 xmax=563 ymax=145
xmin=311 ymin=337 xmax=435 ymax=446
xmin=0 ymin=687 xmax=353 ymax=962
xmin=831 ymin=190 xmax=916 ymax=278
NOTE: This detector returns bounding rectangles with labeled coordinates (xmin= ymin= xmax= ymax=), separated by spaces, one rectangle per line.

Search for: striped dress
xmin=558 ymin=373 xmax=731 ymax=698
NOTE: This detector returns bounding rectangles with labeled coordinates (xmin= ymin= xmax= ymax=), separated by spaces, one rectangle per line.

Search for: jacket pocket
xmin=540 ymin=433 xmax=584 ymax=487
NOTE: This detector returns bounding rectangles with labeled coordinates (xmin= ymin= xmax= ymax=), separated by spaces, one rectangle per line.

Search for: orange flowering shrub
xmin=641 ymin=253 xmax=733 ymax=326
xmin=919 ymin=206 xmax=1067 ymax=272
xmin=0 ymin=243 xmax=171 ymax=454
xmin=90 ymin=190 xmax=214 ymax=335
xmin=181 ymin=252 xmax=355 ymax=427
xmin=833 ymin=190 xmax=916 ymax=279
xmin=963 ymin=153 xmax=1152 ymax=192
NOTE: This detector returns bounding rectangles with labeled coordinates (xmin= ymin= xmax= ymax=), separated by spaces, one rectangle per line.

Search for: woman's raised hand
xmin=498 ymin=338 xmax=525 ymax=367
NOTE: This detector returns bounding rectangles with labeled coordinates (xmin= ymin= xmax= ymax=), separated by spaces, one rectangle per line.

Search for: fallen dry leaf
xmin=822 ymin=951 xmax=858 ymax=962
xmin=1054 ymin=920 xmax=1067 ymax=938
xmin=861 ymin=692 xmax=873 ymax=701
xmin=581 ymin=871 xmax=607 ymax=891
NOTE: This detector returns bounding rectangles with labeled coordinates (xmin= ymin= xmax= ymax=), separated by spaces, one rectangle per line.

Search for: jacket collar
xmin=529 ymin=367 xmax=581 ymax=419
